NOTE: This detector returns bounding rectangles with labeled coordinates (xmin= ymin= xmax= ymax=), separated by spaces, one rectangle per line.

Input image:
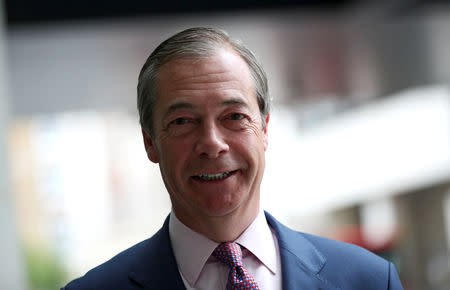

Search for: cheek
xmin=159 ymin=133 xmax=190 ymax=155
xmin=244 ymin=128 xmax=268 ymax=150
xmin=159 ymin=140 xmax=192 ymax=170
xmin=233 ymin=133 xmax=266 ymax=162
xmin=159 ymin=156 xmax=183 ymax=190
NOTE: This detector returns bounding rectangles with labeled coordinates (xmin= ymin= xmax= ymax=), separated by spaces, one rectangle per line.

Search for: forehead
xmin=160 ymin=49 xmax=251 ymax=80
xmin=155 ymin=49 xmax=256 ymax=108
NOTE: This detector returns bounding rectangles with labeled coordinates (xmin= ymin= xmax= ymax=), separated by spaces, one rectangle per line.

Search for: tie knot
xmin=212 ymin=242 xmax=243 ymax=268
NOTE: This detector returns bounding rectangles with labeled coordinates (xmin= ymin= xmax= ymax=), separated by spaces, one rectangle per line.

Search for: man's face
xmin=143 ymin=48 xmax=269 ymax=226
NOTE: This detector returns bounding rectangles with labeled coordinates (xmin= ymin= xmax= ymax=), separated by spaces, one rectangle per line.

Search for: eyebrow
xmin=162 ymin=101 xmax=194 ymax=120
xmin=221 ymin=98 xmax=248 ymax=108
xmin=163 ymin=97 xmax=249 ymax=119
xmin=166 ymin=102 xmax=194 ymax=114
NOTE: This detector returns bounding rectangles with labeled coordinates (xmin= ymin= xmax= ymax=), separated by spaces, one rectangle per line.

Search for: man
xmin=62 ymin=27 xmax=403 ymax=289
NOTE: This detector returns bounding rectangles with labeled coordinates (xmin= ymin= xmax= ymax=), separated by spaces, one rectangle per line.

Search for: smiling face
xmin=142 ymin=48 xmax=269 ymax=232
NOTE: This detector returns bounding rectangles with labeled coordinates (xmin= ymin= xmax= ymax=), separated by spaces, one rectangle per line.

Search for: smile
xmin=194 ymin=171 xmax=236 ymax=181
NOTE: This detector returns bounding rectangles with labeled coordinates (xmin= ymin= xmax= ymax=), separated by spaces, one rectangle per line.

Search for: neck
xmin=173 ymin=204 xmax=260 ymax=242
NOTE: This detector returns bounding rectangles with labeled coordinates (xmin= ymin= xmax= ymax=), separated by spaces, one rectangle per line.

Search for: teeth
xmin=197 ymin=171 xmax=231 ymax=181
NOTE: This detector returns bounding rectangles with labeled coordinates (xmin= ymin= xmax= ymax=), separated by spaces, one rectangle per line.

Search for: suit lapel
xmin=128 ymin=216 xmax=186 ymax=290
xmin=265 ymin=212 xmax=340 ymax=290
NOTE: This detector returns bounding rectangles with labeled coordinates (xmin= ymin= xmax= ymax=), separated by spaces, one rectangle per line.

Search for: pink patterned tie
xmin=212 ymin=242 xmax=260 ymax=290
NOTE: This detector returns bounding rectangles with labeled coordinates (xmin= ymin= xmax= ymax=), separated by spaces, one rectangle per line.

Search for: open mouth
xmin=192 ymin=170 xmax=237 ymax=181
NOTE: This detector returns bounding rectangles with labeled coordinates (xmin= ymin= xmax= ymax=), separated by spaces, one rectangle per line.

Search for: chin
xmin=198 ymin=198 xmax=241 ymax=217
xmin=203 ymin=195 xmax=256 ymax=218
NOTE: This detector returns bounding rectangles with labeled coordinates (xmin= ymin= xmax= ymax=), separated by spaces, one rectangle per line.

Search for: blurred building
xmin=1 ymin=1 xmax=450 ymax=289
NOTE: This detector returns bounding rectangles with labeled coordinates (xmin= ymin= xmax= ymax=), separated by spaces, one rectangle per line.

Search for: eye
xmin=223 ymin=112 xmax=250 ymax=131
xmin=171 ymin=117 xmax=189 ymax=125
xmin=229 ymin=113 xmax=245 ymax=121
xmin=166 ymin=117 xmax=196 ymax=136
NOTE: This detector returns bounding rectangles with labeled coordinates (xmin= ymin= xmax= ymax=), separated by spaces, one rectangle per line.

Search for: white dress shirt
xmin=169 ymin=210 xmax=282 ymax=290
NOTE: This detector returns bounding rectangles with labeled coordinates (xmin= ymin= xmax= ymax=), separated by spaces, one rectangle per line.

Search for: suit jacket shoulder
xmin=265 ymin=211 xmax=403 ymax=290
xmin=62 ymin=216 xmax=185 ymax=290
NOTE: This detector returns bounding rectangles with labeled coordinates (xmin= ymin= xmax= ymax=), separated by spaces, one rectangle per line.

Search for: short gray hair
xmin=137 ymin=27 xmax=270 ymax=137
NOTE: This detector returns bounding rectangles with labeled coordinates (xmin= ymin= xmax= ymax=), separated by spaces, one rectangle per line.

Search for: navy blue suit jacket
xmin=62 ymin=212 xmax=403 ymax=289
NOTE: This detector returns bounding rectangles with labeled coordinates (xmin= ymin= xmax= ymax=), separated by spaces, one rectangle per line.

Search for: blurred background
xmin=1 ymin=0 xmax=449 ymax=289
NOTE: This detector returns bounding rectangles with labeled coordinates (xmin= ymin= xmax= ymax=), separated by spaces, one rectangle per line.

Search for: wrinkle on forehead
xmin=158 ymin=63 xmax=254 ymax=102
xmin=159 ymin=49 xmax=253 ymax=86
xmin=174 ymin=71 xmax=235 ymax=84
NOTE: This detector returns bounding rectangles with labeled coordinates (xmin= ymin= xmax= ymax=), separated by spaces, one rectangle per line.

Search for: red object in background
xmin=332 ymin=225 xmax=399 ymax=253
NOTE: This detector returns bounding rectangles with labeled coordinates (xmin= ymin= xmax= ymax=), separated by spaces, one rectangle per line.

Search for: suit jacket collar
xmin=129 ymin=216 xmax=186 ymax=289
xmin=265 ymin=212 xmax=339 ymax=290
xmin=128 ymin=212 xmax=334 ymax=290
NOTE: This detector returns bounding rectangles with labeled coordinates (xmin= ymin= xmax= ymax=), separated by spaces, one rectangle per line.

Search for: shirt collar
xmin=235 ymin=210 xmax=278 ymax=274
xmin=169 ymin=210 xmax=278 ymax=287
xmin=169 ymin=212 xmax=218 ymax=287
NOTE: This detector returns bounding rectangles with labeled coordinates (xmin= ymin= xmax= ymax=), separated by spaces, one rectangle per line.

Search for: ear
xmin=263 ymin=114 xmax=270 ymax=151
xmin=142 ymin=128 xmax=159 ymax=163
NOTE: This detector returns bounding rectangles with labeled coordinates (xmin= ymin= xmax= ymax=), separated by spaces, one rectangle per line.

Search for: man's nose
xmin=194 ymin=122 xmax=229 ymax=158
